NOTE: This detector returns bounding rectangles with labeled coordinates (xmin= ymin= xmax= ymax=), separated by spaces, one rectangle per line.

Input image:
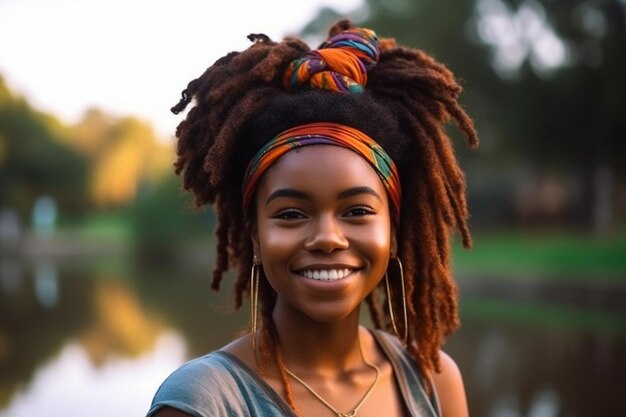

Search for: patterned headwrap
xmin=242 ymin=122 xmax=401 ymax=223
xmin=283 ymin=28 xmax=379 ymax=93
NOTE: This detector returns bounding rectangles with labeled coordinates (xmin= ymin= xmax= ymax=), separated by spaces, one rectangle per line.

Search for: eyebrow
xmin=266 ymin=186 xmax=383 ymax=206
xmin=337 ymin=186 xmax=383 ymax=202
xmin=266 ymin=189 xmax=311 ymax=206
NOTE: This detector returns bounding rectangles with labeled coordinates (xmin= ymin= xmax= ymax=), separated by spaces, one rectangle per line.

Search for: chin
xmin=301 ymin=303 xmax=361 ymax=324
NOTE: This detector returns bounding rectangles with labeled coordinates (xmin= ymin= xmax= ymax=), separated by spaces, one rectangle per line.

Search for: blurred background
xmin=1 ymin=0 xmax=624 ymax=416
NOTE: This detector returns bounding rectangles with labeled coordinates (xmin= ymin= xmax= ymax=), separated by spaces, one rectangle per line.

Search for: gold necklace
xmin=284 ymin=336 xmax=380 ymax=417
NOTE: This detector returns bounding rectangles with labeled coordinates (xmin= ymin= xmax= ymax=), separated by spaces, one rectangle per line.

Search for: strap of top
xmin=370 ymin=329 xmax=442 ymax=417
xmin=214 ymin=351 xmax=299 ymax=417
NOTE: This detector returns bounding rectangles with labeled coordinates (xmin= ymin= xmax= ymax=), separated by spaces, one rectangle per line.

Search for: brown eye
xmin=344 ymin=206 xmax=375 ymax=217
xmin=274 ymin=209 xmax=307 ymax=220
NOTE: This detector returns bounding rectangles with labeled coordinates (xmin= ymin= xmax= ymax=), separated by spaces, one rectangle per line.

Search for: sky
xmin=0 ymin=0 xmax=363 ymax=138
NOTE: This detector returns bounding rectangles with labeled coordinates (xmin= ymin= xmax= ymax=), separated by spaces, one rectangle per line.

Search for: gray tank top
xmin=146 ymin=329 xmax=441 ymax=417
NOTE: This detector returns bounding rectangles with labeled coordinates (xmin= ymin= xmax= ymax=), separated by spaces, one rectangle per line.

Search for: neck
xmin=270 ymin=299 xmax=364 ymax=375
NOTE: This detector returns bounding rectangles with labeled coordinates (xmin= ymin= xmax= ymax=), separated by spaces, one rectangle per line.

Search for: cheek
xmin=257 ymin=223 xmax=300 ymax=264
xmin=353 ymin=222 xmax=392 ymax=261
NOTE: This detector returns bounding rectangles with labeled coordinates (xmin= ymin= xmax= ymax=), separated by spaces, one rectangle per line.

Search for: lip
xmin=293 ymin=263 xmax=361 ymax=275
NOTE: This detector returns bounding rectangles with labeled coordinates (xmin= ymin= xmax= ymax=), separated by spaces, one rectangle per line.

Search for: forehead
xmin=256 ymin=145 xmax=386 ymax=196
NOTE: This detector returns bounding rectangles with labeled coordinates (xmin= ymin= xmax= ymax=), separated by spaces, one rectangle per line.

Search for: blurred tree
xmin=303 ymin=0 xmax=626 ymax=231
xmin=69 ymin=109 xmax=172 ymax=207
xmin=131 ymin=172 xmax=215 ymax=258
xmin=0 ymin=76 xmax=88 ymax=219
xmin=473 ymin=0 xmax=626 ymax=231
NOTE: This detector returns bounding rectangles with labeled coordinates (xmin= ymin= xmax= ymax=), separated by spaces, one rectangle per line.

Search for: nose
xmin=304 ymin=213 xmax=349 ymax=253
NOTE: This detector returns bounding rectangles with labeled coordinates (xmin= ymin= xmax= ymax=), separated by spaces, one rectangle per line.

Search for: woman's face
xmin=253 ymin=145 xmax=393 ymax=324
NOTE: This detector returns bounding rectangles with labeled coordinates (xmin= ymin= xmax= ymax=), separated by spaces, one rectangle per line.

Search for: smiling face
xmin=253 ymin=145 xmax=394 ymax=324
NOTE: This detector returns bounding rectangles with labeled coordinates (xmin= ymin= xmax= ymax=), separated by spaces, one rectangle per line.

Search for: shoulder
xmin=156 ymin=351 xmax=239 ymax=393
xmin=432 ymin=351 xmax=469 ymax=417
xmin=146 ymin=352 xmax=248 ymax=417
xmin=369 ymin=330 xmax=467 ymax=417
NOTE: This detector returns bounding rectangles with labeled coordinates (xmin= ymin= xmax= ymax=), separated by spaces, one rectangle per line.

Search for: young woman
xmin=147 ymin=19 xmax=478 ymax=417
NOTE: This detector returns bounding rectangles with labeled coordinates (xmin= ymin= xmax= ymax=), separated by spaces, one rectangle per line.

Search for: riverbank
xmin=4 ymin=212 xmax=626 ymax=282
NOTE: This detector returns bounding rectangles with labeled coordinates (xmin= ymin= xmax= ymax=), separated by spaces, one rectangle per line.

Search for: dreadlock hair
xmin=171 ymin=19 xmax=478 ymax=410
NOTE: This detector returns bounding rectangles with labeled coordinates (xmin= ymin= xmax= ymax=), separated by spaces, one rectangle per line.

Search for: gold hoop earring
xmin=385 ymin=257 xmax=408 ymax=345
xmin=250 ymin=260 xmax=260 ymax=351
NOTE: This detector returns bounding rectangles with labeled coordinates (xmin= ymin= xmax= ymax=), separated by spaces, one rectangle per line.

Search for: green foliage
xmin=0 ymin=76 xmax=88 ymax=218
xmin=130 ymin=173 xmax=215 ymax=247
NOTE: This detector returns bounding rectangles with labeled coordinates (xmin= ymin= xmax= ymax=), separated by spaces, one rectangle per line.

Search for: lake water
xmin=0 ymin=252 xmax=624 ymax=417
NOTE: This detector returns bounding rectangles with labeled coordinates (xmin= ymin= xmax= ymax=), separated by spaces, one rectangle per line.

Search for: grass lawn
xmin=452 ymin=230 xmax=626 ymax=280
xmin=59 ymin=210 xmax=133 ymax=240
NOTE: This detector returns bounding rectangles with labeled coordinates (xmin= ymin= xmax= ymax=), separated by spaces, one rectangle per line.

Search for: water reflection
xmin=0 ymin=259 xmax=22 ymax=297
xmin=0 ymin=332 xmax=185 ymax=417
xmin=447 ymin=305 xmax=625 ymax=417
xmin=0 ymin=255 xmax=624 ymax=417
xmin=33 ymin=262 xmax=58 ymax=309
xmin=79 ymin=278 xmax=164 ymax=365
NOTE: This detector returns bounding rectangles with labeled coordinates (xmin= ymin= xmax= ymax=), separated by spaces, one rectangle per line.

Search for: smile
xmin=298 ymin=268 xmax=354 ymax=281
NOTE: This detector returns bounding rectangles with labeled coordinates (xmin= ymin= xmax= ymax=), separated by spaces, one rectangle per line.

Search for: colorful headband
xmin=283 ymin=27 xmax=379 ymax=93
xmin=242 ymin=122 xmax=401 ymax=222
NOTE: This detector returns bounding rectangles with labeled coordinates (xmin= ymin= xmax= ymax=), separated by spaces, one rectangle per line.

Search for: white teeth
xmin=300 ymin=269 xmax=353 ymax=281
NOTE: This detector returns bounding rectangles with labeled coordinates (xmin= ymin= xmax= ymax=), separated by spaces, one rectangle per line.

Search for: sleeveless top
xmin=146 ymin=329 xmax=441 ymax=417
